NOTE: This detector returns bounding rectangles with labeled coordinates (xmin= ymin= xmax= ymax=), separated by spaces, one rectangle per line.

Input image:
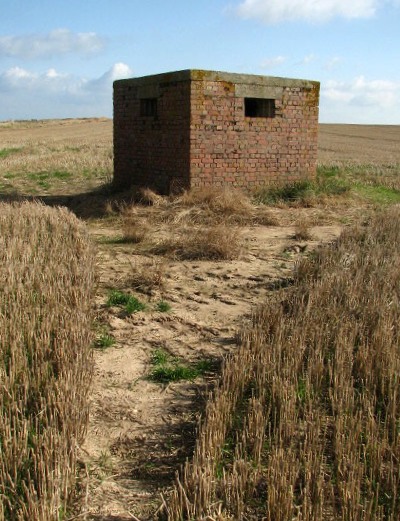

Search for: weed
xmin=25 ymin=170 xmax=72 ymax=191
xmin=148 ymin=348 xmax=212 ymax=383
xmin=155 ymin=300 xmax=171 ymax=312
xmin=106 ymin=290 xmax=146 ymax=314
xmin=125 ymin=297 xmax=146 ymax=314
xmin=106 ymin=290 xmax=131 ymax=307
xmin=94 ymin=332 xmax=115 ymax=350
xmin=152 ymin=348 xmax=170 ymax=366
xmin=96 ymin=450 xmax=113 ymax=475
xmin=150 ymin=364 xmax=199 ymax=383
xmin=194 ymin=359 xmax=216 ymax=373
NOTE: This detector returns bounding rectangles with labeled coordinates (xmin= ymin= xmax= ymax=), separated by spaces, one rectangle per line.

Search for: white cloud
xmin=0 ymin=63 xmax=132 ymax=119
xmin=325 ymin=56 xmax=342 ymax=70
xmin=84 ymin=63 xmax=133 ymax=91
xmin=260 ymin=55 xmax=286 ymax=68
xmin=0 ymin=29 xmax=105 ymax=59
xmin=321 ymin=76 xmax=400 ymax=123
xmin=235 ymin=0 xmax=382 ymax=23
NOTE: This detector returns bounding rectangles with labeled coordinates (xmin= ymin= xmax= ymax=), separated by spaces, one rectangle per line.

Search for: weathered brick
xmin=113 ymin=69 xmax=320 ymax=193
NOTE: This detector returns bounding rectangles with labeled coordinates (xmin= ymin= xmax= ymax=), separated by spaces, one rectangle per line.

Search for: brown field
xmin=2 ymin=119 xmax=400 ymax=159
xmin=1 ymin=119 xmax=399 ymax=520
xmin=318 ymin=124 xmax=400 ymax=164
xmin=0 ymin=117 xmax=111 ymax=143
xmin=1 ymin=119 xmax=400 ymax=196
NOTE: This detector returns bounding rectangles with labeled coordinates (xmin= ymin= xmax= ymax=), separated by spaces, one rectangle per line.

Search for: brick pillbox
xmin=113 ymin=69 xmax=320 ymax=194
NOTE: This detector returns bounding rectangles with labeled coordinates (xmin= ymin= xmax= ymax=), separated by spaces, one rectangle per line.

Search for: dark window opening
xmin=140 ymin=98 xmax=158 ymax=117
xmin=245 ymin=98 xmax=275 ymax=118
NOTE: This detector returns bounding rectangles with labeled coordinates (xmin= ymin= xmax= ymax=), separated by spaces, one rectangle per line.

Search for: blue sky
xmin=1 ymin=0 xmax=399 ymax=123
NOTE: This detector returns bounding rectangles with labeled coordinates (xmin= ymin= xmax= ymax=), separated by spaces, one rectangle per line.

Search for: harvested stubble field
xmin=0 ymin=202 xmax=95 ymax=520
xmin=0 ymin=119 xmax=400 ymax=521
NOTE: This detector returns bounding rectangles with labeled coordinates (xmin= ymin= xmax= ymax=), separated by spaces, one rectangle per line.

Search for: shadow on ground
xmin=0 ymin=188 xmax=115 ymax=219
xmin=0 ymin=183 xmax=145 ymax=219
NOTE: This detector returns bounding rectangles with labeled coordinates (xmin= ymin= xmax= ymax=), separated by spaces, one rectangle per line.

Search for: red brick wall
xmin=189 ymin=80 xmax=319 ymax=189
xmin=113 ymin=80 xmax=191 ymax=193
xmin=113 ymin=72 xmax=319 ymax=193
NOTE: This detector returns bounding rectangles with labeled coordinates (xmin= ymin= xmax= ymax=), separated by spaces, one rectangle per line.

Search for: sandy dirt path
xmin=80 ymin=211 xmax=342 ymax=520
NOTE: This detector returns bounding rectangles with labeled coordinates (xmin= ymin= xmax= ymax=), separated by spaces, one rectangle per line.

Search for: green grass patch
xmin=148 ymin=348 xmax=214 ymax=383
xmin=255 ymin=180 xmax=314 ymax=205
xmin=106 ymin=290 xmax=146 ymax=314
xmin=253 ymin=165 xmax=399 ymax=207
xmin=27 ymin=171 xmax=72 ymax=189
xmin=150 ymin=364 xmax=199 ymax=382
xmin=316 ymin=164 xmax=400 ymax=205
xmin=28 ymin=170 xmax=72 ymax=181
xmin=51 ymin=170 xmax=72 ymax=180
xmin=94 ymin=331 xmax=115 ymax=350
xmin=316 ymin=165 xmax=352 ymax=195
xmin=0 ymin=147 xmax=22 ymax=159
xmin=28 ymin=172 xmax=51 ymax=189
xmin=254 ymin=173 xmax=351 ymax=206
xmin=96 ymin=236 xmax=127 ymax=245
xmin=353 ymin=184 xmax=400 ymax=205
xmin=155 ymin=300 xmax=171 ymax=312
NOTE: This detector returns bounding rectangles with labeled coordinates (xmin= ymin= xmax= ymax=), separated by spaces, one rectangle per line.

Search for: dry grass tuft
xmin=138 ymin=187 xmax=167 ymax=206
xmin=121 ymin=207 xmax=150 ymax=243
xmin=164 ymin=186 xmax=265 ymax=226
xmin=164 ymin=206 xmax=400 ymax=520
xmin=293 ymin=219 xmax=313 ymax=241
xmin=127 ymin=186 xmax=278 ymax=227
xmin=178 ymin=186 xmax=252 ymax=215
xmin=153 ymin=224 xmax=242 ymax=261
xmin=128 ymin=258 xmax=167 ymax=294
xmin=0 ymin=202 xmax=95 ymax=521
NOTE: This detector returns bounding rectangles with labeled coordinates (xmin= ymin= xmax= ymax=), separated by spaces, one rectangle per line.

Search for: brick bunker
xmin=113 ymin=69 xmax=320 ymax=193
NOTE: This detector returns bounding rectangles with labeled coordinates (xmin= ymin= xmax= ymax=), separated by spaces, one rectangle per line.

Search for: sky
xmin=0 ymin=0 xmax=399 ymax=124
